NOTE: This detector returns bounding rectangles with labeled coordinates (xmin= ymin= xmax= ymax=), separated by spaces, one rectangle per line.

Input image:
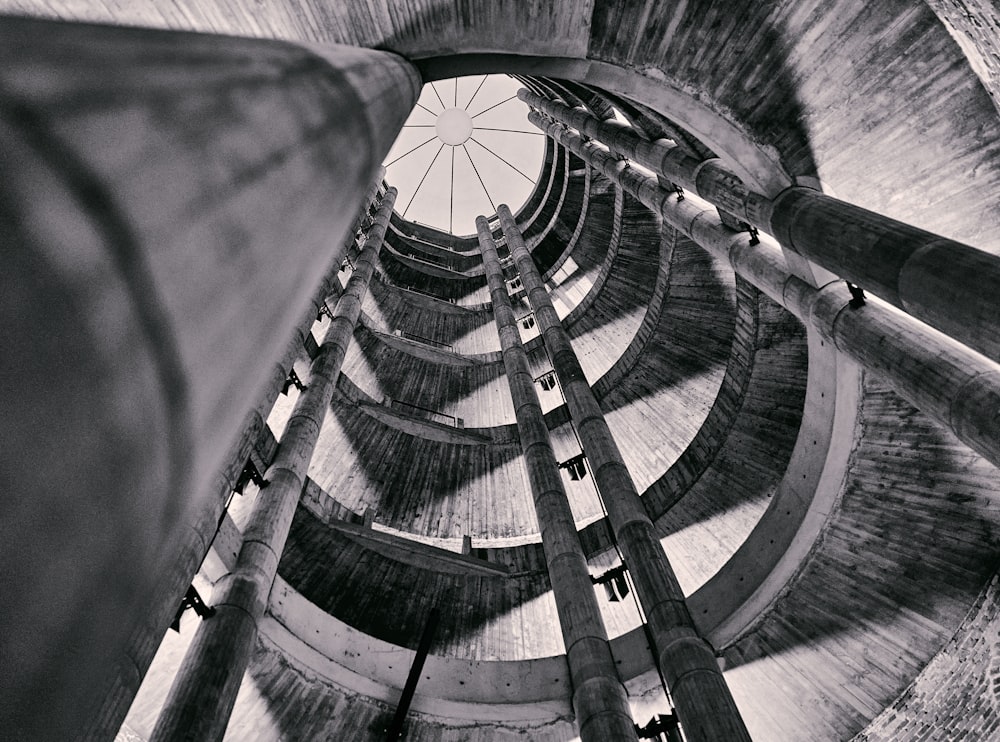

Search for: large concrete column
xmin=148 ymin=190 xmax=397 ymax=742
xmin=80 ymin=175 xmax=387 ymax=740
xmin=476 ymin=217 xmax=637 ymax=742
xmin=520 ymin=89 xmax=1000 ymax=366
xmin=0 ymin=16 xmax=417 ymax=738
xmin=496 ymin=205 xmax=751 ymax=742
xmin=530 ymin=114 xmax=1000 ymax=471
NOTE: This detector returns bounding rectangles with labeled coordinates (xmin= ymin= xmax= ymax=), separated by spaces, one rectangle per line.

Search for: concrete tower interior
xmin=3 ymin=2 xmax=1000 ymax=741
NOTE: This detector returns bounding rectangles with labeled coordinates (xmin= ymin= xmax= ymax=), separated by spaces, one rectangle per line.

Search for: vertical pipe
xmin=528 ymin=114 xmax=1000 ymax=472
xmin=520 ymin=90 xmax=1000 ymax=366
xmin=477 ymin=216 xmax=638 ymax=742
xmin=80 ymin=176 xmax=388 ymax=739
xmin=497 ymin=204 xmax=751 ymax=742
xmin=0 ymin=18 xmax=418 ymax=738
xmin=149 ymin=191 xmax=397 ymax=742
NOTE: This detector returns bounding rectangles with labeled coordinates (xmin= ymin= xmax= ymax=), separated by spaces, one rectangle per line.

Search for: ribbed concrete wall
xmin=307 ymin=406 xmax=536 ymax=538
xmin=342 ymin=324 xmax=514 ymax=427
xmin=115 ymin=616 xmax=579 ymax=742
xmin=278 ymin=505 xmax=563 ymax=659
xmin=226 ymin=632 xmax=578 ymax=742
xmin=595 ymin=227 xmax=735 ymax=494
xmin=641 ymin=278 xmax=762 ymax=518
xmin=377 ymin=250 xmax=490 ymax=304
xmin=657 ymin=287 xmax=808 ymax=593
xmin=542 ymin=177 xmax=618 ymax=328
xmin=722 ymin=376 xmax=1000 ymax=741
xmin=362 ymin=280 xmax=499 ymax=355
xmin=563 ymin=187 xmax=664 ymax=388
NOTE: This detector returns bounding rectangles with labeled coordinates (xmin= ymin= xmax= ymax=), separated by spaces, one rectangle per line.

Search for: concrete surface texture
xmin=1 ymin=3 xmax=1000 ymax=742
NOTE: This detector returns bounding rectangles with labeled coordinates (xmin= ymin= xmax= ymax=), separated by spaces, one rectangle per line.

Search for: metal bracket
xmin=233 ymin=459 xmax=267 ymax=495
xmin=170 ymin=585 xmax=216 ymax=632
xmin=281 ymin=368 xmax=306 ymax=395
xmin=591 ymin=563 xmax=630 ymax=601
xmin=558 ymin=453 xmax=588 ymax=481
xmin=635 ymin=713 xmax=682 ymax=742
xmin=847 ymin=281 xmax=866 ymax=309
xmin=535 ymin=370 xmax=557 ymax=391
xmin=316 ymin=302 xmax=334 ymax=321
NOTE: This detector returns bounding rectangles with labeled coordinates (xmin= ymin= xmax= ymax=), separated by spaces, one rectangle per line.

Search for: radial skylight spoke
xmin=470 ymin=95 xmax=519 ymax=119
xmin=385 ymin=135 xmax=437 ymax=167
xmin=405 ymin=97 xmax=439 ymax=125
xmin=463 ymin=144 xmax=496 ymax=214
xmin=454 ymin=78 xmax=458 ymax=107
xmin=450 ymin=146 xmax=456 ymax=234
xmin=468 ymin=137 xmax=535 ymax=182
xmin=415 ymin=102 xmax=438 ymax=117
xmin=402 ymin=143 xmax=446 ymax=217
xmin=429 ymin=82 xmax=447 ymax=111
xmin=474 ymin=127 xmax=544 ymax=135
xmin=463 ymin=75 xmax=489 ymax=112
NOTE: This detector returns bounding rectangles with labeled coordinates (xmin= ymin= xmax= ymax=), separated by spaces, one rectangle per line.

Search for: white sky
xmin=383 ymin=75 xmax=546 ymax=237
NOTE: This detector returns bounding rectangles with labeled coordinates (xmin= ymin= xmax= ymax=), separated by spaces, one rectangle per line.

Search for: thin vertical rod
xmin=385 ymin=609 xmax=440 ymax=742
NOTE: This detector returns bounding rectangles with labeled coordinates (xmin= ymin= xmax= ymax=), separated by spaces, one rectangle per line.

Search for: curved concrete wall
xmin=10 ymin=2 xmax=1000 ymax=741
xmin=721 ymin=376 xmax=1000 ymax=740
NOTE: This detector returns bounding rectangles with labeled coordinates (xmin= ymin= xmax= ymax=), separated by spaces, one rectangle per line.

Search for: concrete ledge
xmin=265 ymin=576 xmax=662 ymax=711
xmin=356 ymin=399 xmax=493 ymax=445
xmin=326 ymin=518 xmax=509 ymax=577
xmin=370 ymin=328 xmax=482 ymax=367
xmin=394 ymin=286 xmax=490 ymax=315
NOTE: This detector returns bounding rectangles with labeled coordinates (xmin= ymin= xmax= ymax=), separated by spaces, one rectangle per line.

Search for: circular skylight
xmin=383 ymin=75 xmax=546 ymax=237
